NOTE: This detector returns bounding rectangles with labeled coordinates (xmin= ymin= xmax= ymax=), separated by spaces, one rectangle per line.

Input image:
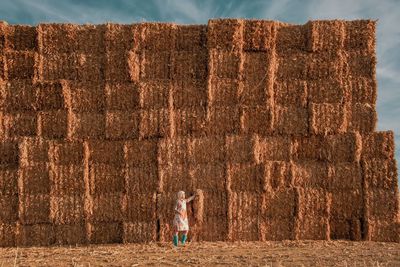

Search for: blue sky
xmin=1 ymin=0 xmax=399 ymax=163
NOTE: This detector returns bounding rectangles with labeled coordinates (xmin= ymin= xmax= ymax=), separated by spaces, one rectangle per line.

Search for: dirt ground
xmin=0 ymin=241 xmax=399 ymax=266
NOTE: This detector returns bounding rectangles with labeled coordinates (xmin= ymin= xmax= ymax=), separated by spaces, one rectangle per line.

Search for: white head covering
xmin=177 ymin=190 xmax=185 ymax=199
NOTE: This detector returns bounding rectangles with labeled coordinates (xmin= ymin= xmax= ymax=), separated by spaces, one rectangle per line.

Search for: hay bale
xmin=307 ymin=20 xmax=344 ymax=52
xmin=139 ymin=108 xmax=171 ymax=138
xmin=125 ymin=163 xmax=159 ymax=193
xmin=125 ymin=139 xmax=158 ymax=166
xmin=0 ymin=168 xmax=18 ymax=195
xmin=194 ymin=189 xmax=204 ymax=223
xmin=262 ymin=188 xmax=297 ymax=219
xmin=20 ymin=163 xmax=50 ymax=194
xmin=38 ymin=53 xmax=78 ymax=81
xmin=328 ymin=162 xmax=363 ymax=191
xmin=365 ymin=188 xmax=399 ymax=220
xmin=325 ymin=133 xmax=362 ymax=163
xmin=297 ymin=188 xmax=331 ymax=218
xmin=89 ymin=193 xmax=124 ymax=222
xmin=231 ymin=217 xmax=259 ymax=241
xmin=123 ymin=222 xmax=157 ymax=243
xmin=330 ymin=217 xmax=363 ymax=241
xmin=229 ymin=191 xmax=260 ymax=220
xmin=228 ymin=163 xmax=264 ymax=192
xmin=173 ymin=107 xmax=207 ymax=137
xmin=275 ymin=53 xmax=308 ymax=81
xmin=49 ymin=164 xmax=85 ymax=195
xmin=159 ymin=163 xmax=192 ymax=192
xmin=5 ymin=25 xmax=37 ymax=51
xmin=0 ymin=111 xmax=37 ymax=138
xmin=20 ymin=137 xmax=50 ymax=164
xmin=307 ymin=78 xmax=347 ymax=103
xmin=16 ymin=223 xmax=55 ymax=246
xmin=208 ymin=78 xmax=240 ymax=106
xmin=19 ymin=194 xmax=51 ymax=224
xmin=264 ymin=161 xmax=293 ymax=191
xmin=106 ymin=51 xmax=132 ymax=82
xmin=330 ymin=189 xmax=363 ymax=219
xmin=38 ymin=110 xmax=68 ymax=139
xmin=171 ymin=51 xmax=207 ymax=80
xmin=0 ymin=80 xmax=36 ymax=112
xmin=242 ymin=51 xmax=271 ymax=90
xmin=0 ymin=140 xmax=19 ymax=167
xmin=65 ymin=81 xmax=105 ymax=112
xmin=309 ymin=103 xmax=347 ymax=135
xmin=209 ymin=50 xmax=241 ymax=79
xmin=361 ymin=131 xmax=395 ymax=160
xmin=157 ymin=137 xmax=189 ymax=164
xmin=104 ymin=24 xmax=133 ymax=53
xmin=292 ymin=161 xmax=330 ymax=189
xmin=139 ymin=80 xmax=170 ymax=109
xmin=190 ymin=163 xmax=226 ymax=191
xmin=273 ymin=105 xmax=308 ymax=135
xmin=54 ymin=223 xmax=87 ymax=245
xmin=88 ymin=222 xmax=123 ymax=244
xmin=88 ymin=163 xmax=125 ymax=195
xmin=68 ymin=112 xmax=106 ymax=139
xmin=225 ymin=134 xmax=256 ymax=163
xmin=260 ymin=217 xmax=295 ymax=241
xmin=105 ymin=82 xmax=140 ymax=111
xmin=346 ymin=50 xmax=376 ymax=78
xmin=137 ymin=23 xmax=176 ymax=51
xmin=0 ymin=223 xmax=16 ymax=247
xmin=49 ymin=140 xmax=84 ymax=165
xmin=255 ymin=135 xmax=291 ymax=162
xmin=295 ymin=216 xmax=329 ymax=240
xmin=124 ymin=193 xmax=156 ymax=222
xmin=276 ymin=24 xmax=308 ymax=55
xmin=76 ymin=24 xmax=105 ymax=54
xmin=207 ymin=19 xmax=243 ymax=51
xmin=174 ymin=25 xmax=206 ymax=51
xmin=156 ymin=192 xmax=176 ymax=220
xmin=344 ymin=20 xmax=375 ymax=51
xmin=0 ymin=195 xmax=18 ymax=223
xmin=243 ymin=20 xmax=276 ymax=51
xmin=307 ymin=51 xmax=345 ymax=80
xmin=361 ymin=159 xmax=397 ymax=190
xmin=189 ymin=136 xmax=225 ymax=164
xmin=274 ymin=80 xmax=307 ymax=107
xmin=366 ymin=219 xmax=399 ymax=242
xmin=37 ymin=23 xmax=78 ymax=54
xmin=105 ymin=111 xmax=140 ymax=140
xmin=139 ymin=50 xmax=172 ymax=80
xmin=172 ymin=79 xmax=207 ymax=108
xmin=241 ymin=106 xmax=274 ymax=135
xmin=348 ymin=103 xmax=377 ymax=133
xmin=197 ymin=216 xmax=229 ymax=241
xmin=202 ymin=190 xmax=228 ymax=217
xmin=4 ymin=50 xmax=36 ymax=80
xmin=50 ymin=194 xmax=85 ymax=224
xmin=349 ymin=77 xmax=376 ymax=104
xmin=75 ymin=53 xmax=104 ymax=81
xmin=86 ymin=140 xmax=124 ymax=166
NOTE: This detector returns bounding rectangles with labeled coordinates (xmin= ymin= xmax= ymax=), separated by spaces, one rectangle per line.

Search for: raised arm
xmin=186 ymin=195 xmax=195 ymax=203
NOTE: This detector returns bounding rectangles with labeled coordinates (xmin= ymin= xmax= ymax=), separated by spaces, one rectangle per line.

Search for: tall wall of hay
xmin=0 ymin=19 xmax=399 ymax=247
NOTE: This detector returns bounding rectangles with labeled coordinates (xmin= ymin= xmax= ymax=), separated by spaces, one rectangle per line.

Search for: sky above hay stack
xmin=1 ymin=0 xmax=399 ymax=161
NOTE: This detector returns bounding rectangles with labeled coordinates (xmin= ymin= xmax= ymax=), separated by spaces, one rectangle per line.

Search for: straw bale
xmin=19 ymin=194 xmax=51 ymax=224
xmin=50 ymin=194 xmax=85 ymax=224
xmin=87 ymin=140 xmax=124 ymax=166
xmin=273 ymin=105 xmax=308 ymax=135
xmin=105 ymin=82 xmax=140 ymax=111
xmin=0 ymin=56 xmax=4 ymax=81
xmin=89 ymin=163 xmax=125 ymax=195
xmin=306 ymin=51 xmax=344 ymax=80
xmin=124 ymin=193 xmax=156 ymax=222
xmin=189 ymin=136 xmax=225 ymax=164
xmin=197 ymin=216 xmax=229 ymax=241
xmin=159 ymin=163 xmax=192 ymax=192
xmin=307 ymin=78 xmax=348 ymax=103
xmin=174 ymin=25 xmax=206 ymax=51
xmin=39 ymin=53 xmax=78 ymax=81
xmin=88 ymin=222 xmax=123 ymax=244
xmin=365 ymin=188 xmax=399 ymax=219
xmin=172 ymin=79 xmax=207 ymax=108
xmin=328 ymin=162 xmax=362 ymax=191
xmin=307 ymin=20 xmax=344 ymax=52
xmin=346 ymin=50 xmax=376 ymax=78
xmin=137 ymin=23 xmax=175 ymax=51
xmin=310 ymin=103 xmax=347 ymax=135
xmin=139 ymin=50 xmax=171 ymax=80
xmin=105 ymin=111 xmax=140 ymax=140
xmin=34 ymin=81 xmax=65 ymax=111
xmin=228 ymin=163 xmax=264 ymax=192
xmin=123 ymin=222 xmax=157 ymax=243
xmin=229 ymin=191 xmax=260 ymax=219
xmin=4 ymin=50 xmax=36 ymax=80
xmin=262 ymin=188 xmax=297 ymax=219
xmin=193 ymin=189 xmax=204 ymax=223
xmin=208 ymin=78 xmax=239 ymax=106
xmin=89 ymin=193 xmax=124 ymax=222
xmin=0 ymin=140 xmax=19 ymax=167
xmin=5 ymin=25 xmax=37 ymax=51
xmin=37 ymin=23 xmax=78 ymax=54
xmin=49 ymin=140 xmax=84 ymax=165
xmin=17 ymin=223 xmax=55 ymax=246
xmin=205 ymin=106 xmax=241 ymax=135
xmin=361 ymin=131 xmax=394 ymax=160
xmin=106 ymin=51 xmax=131 ymax=82
xmin=231 ymin=217 xmax=259 ymax=241
xmin=139 ymin=80 xmax=170 ymax=109
xmin=49 ymin=164 xmax=85 ymax=195
xmin=274 ymin=80 xmax=307 ymax=107
xmin=242 ymin=51 xmax=271 ymax=88
xmin=69 ymin=112 xmax=106 ymax=139
xmin=241 ymin=106 xmax=273 ymax=135
xmin=156 ymin=192 xmax=177 ymax=220
xmin=104 ymin=24 xmax=133 ymax=52
xmin=20 ymin=137 xmax=49 ymax=164
xmin=344 ymin=20 xmax=375 ymax=51
xmin=158 ymin=137 xmax=189 ymax=164
xmin=207 ymin=19 xmax=243 ymax=51
xmin=348 ymin=103 xmax=376 ymax=133
xmin=264 ymin=161 xmax=293 ymax=191
xmin=296 ymin=216 xmax=329 ymax=240
xmin=366 ymin=218 xmax=399 ymax=242
xmin=348 ymin=77 xmax=376 ymax=104
xmin=0 ymin=80 xmax=36 ymax=112
xmin=325 ymin=133 xmax=362 ymax=163
xmin=255 ymin=135 xmax=291 ymax=162
xmin=125 ymin=139 xmax=158 ymax=166
xmin=202 ymin=191 xmax=228 ymax=217
xmin=139 ymin=108 xmax=171 ymax=138
xmin=330 ymin=217 xmax=363 ymax=240
xmin=292 ymin=161 xmax=330 ymax=189
xmin=190 ymin=163 xmax=226 ymax=191
xmin=276 ymin=24 xmax=307 ymax=55
xmin=171 ymin=51 xmax=207 ymax=80
xmin=209 ymin=50 xmax=241 ymax=79
xmin=0 ymin=223 xmax=16 ymax=247
xmin=330 ymin=189 xmax=363 ymax=219
xmin=297 ymin=188 xmax=331 ymax=217
xmin=0 ymin=168 xmax=18 ymax=195
xmin=260 ymin=217 xmax=295 ymax=241
xmin=65 ymin=81 xmax=105 ymax=112
xmin=75 ymin=53 xmax=104 ymax=81
xmin=276 ymin=53 xmax=307 ymax=81
xmin=20 ymin=163 xmax=51 ymax=194
xmin=1 ymin=111 xmax=37 ymax=137
xmin=361 ymin=159 xmax=397 ymax=190
xmin=0 ymin=195 xmax=18 ymax=223
xmin=243 ymin=20 xmax=275 ymax=51
xmin=76 ymin=24 xmax=105 ymax=54
xmin=173 ymin=107 xmax=207 ymax=137
xmin=225 ymin=134 xmax=256 ymax=163
xmin=125 ymin=163 xmax=159 ymax=193
xmin=54 ymin=223 xmax=87 ymax=245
